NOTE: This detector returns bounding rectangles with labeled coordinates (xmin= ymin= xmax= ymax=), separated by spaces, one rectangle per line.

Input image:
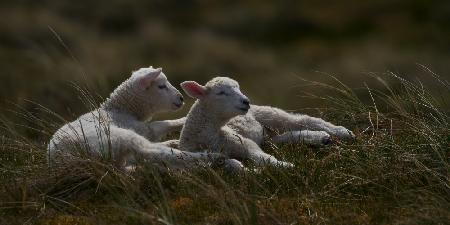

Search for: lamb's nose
xmin=242 ymin=98 xmax=250 ymax=106
xmin=179 ymin=95 xmax=184 ymax=102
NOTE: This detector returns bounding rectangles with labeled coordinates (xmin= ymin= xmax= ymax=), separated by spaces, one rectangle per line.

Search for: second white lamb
xmin=179 ymin=77 xmax=354 ymax=168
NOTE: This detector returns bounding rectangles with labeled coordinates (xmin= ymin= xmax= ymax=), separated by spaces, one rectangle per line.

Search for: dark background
xmin=1 ymin=0 xmax=449 ymax=120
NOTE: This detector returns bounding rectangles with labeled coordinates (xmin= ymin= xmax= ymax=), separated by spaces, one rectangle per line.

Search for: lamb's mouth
xmin=236 ymin=106 xmax=249 ymax=112
xmin=173 ymin=102 xmax=184 ymax=108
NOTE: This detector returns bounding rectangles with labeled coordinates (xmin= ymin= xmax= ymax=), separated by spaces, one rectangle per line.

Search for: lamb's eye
xmin=217 ymin=91 xmax=228 ymax=96
xmin=158 ymin=84 xmax=168 ymax=89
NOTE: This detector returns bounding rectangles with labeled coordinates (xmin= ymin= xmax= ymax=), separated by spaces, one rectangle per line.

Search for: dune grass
xmin=1 ymin=71 xmax=449 ymax=225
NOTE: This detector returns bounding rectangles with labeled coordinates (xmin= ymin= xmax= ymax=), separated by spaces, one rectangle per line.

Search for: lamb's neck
xmin=101 ymin=82 xmax=154 ymax=121
xmin=187 ymin=101 xmax=230 ymax=132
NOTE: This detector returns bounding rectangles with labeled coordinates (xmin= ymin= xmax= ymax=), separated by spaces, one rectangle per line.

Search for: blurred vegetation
xmin=0 ymin=1 xmax=450 ymax=224
xmin=0 ymin=0 xmax=449 ymax=121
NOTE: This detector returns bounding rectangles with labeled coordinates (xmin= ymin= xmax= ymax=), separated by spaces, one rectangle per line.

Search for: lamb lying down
xmin=179 ymin=77 xmax=354 ymax=168
xmin=48 ymin=67 xmax=225 ymax=170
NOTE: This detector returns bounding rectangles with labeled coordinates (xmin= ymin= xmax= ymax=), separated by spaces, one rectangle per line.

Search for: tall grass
xmin=1 ymin=70 xmax=449 ymax=225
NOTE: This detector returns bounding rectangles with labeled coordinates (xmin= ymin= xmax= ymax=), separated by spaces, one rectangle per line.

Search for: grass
xmin=0 ymin=70 xmax=449 ymax=225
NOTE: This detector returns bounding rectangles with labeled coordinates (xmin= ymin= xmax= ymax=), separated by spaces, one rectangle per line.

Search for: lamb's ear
xmin=134 ymin=67 xmax=162 ymax=88
xmin=180 ymin=81 xmax=207 ymax=99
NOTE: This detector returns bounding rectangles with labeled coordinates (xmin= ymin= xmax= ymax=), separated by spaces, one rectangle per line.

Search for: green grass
xmin=1 ymin=72 xmax=449 ymax=225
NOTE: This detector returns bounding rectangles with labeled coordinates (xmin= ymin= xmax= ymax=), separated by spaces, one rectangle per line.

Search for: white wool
xmin=180 ymin=77 xmax=293 ymax=168
xmin=180 ymin=77 xmax=355 ymax=169
xmin=228 ymin=105 xmax=355 ymax=146
xmin=48 ymin=67 xmax=224 ymax=170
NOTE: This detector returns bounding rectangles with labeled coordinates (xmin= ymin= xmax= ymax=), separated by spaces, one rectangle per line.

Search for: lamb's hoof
xmin=322 ymin=135 xmax=332 ymax=145
xmin=333 ymin=126 xmax=355 ymax=140
xmin=315 ymin=131 xmax=331 ymax=146
xmin=164 ymin=140 xmax=180 ymax=148
xmin=211 ymin=155 xmax=227 ymax=168
xmin=124 ymin=165 xmax=137 ymax=173
xmin=279 ymin=161 xmax=295 ymax=168
xmin=223 ymin=159 xmax=246 ymax=173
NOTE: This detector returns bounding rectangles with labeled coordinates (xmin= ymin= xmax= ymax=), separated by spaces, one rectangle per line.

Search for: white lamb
xmin=48 ymin=67 xmax=225 ymax=170
xmin=179 ymin=77 xmax=354 ymax=168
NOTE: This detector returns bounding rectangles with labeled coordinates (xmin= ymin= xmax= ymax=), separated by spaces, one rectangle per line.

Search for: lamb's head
xmin=130 ymin=67 xmax=184 ymax=114
xmin=181 ymin=77 xmax=250 ymax=119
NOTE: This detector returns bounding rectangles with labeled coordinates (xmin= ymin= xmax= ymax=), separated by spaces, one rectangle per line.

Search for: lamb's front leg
xmin=248 ymin=149 xmax=294 ymax=168
xmin=272 ymin=130 xmax=331 ymax=146
xmin=159 ymin=139 xmax=180 ymax=148
xmin=221 ymin=133 xmax=293 ymax=168
xmin=154 ymin=146 xmax=246 ymax=172
xmin=144 ymin=143 xmax=227 ymax=169
xmin=147 ymin=117 xmax=186 ymax=141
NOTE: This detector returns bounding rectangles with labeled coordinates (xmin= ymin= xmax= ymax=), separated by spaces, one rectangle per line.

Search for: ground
xmin=1 ymin=74 xmax=448 ymax=225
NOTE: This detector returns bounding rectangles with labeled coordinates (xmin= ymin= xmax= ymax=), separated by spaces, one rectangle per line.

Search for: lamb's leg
xmin=220 ymin=132 xmax=293 ymax=168
xmin=220 ymin=159 xmax=247 ymax=173
xmin=147 ymin=117 xmax=186 ymax=141
xmin=252 ymin=105 xmax=354 ymax=140
xmin=248 ymin=149 xmax=294 ymax=168
xmin=146 ymin=144 xmax=227 ymax=169
xmin=113 ymin=127 xmax=225 ymax=170
xmin=124 ymin=165 xmax=137 ymax=173
xmin=272 ymin=130 xmax=331 ymax=146
xmin=159 ymin=139 xmax=180 ymax=148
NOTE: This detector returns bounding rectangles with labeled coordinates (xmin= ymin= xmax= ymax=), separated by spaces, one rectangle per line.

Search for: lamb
xmin=48 ymin=67 xmax=225 ymax=170
xmin=179 ymin=77 xmax=292 ymax=168
xmin=179 ymin=77 xmax=355 ymax=168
